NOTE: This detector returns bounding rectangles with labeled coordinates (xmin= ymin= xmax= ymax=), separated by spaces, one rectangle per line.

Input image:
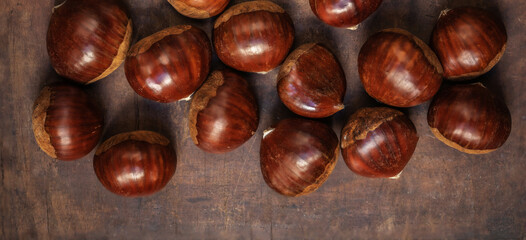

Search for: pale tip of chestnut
xmin=347 ymin=24 xmax=360 ymax=30
xmin=389 ymin=171 xmax=403 ymax=180
xmin=52 ymin=0 xmax=67 ymax=13
xmin=335 ymin=103 xmax=345 ymax=111
xmin=263 ymin=128 xmax=275 ymax=138
xmin=180 ymin=92 xmax=194 ymax=102
xmin=256 ymin=71 xmax=270 ymax=75
xmin=438 ymin=8 xmax=451 ymax=18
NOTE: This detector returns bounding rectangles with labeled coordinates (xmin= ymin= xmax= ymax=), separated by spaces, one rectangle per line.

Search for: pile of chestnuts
xmin=33 ymin=0 xmax=512 ymax=198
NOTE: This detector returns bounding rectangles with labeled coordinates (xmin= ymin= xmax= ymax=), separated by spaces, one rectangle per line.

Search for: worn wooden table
xmin=1 ymin=0 xmax=525 ymax=239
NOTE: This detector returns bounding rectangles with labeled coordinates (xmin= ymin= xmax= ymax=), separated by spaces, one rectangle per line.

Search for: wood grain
xmin=1 ymin=0 xmax=525 ymax=239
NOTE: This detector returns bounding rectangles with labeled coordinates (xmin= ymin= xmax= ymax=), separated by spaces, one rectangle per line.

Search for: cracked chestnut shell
xmin=278 ymin=43 xmax=346 ymax=118
xmin=32 ymin=83 xmax=103 ymax=161
xmin=93 ymin=131 xmax=177 ymax=197
xmin=213 ymin=1 xmax=294 ymax=73
xmin=358 ymin=28 xmax=443 ymax=107
xmin=309 ymin=0 xmax=383 ymax=29
xmin=47 ymin=0 xmax=132 ymax=84
xmin=431 ymin=7 xmax=507 ymax=80
xmin=341 ymin=107 xmax=419 ymax=178
xmin=189 ymin=69 xmax=259 ymax=153
xmin=168 ymin=0 xmax=230 ymax=19
xmin=125 ymin=25 xmax=212 ymax=102
xmin=260 ymin=118 xmax=338 ymax=197
xmin=427 ymin=83 xmax=511 ymax=154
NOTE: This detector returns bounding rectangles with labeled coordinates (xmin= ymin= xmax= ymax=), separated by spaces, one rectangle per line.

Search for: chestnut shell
xmin=341 ymin=107 xmax=419 ymax=178
xmin=427 ymin=83 xmax=511 ymax=154
xmin=358 ymin=28 xmax=443 ymax=107
xmin=431 ymin=7 xmax=507 ymax=80
xmin=47 ymin=0 xmax=132 ymax=84
xmin=260 ymin=118 xmax=339 ymax=197
xmin=309 ymin=0 xmax=383 ymax=29
xmin=189 ymin=69 xmax=259 ymax=153
xmin=168 ymin=0 xmax=230 ymax=19
xmin=278 ymin=43 xmax=346 ymax=118
xmin=93 ymin=131 xmax=177 ymax=197
xmin=125 ymin=25 xmax=212 ymax=102
xmin=32 ymin=83 xmax=103 ymax=160
xmin=213 ymin=1 xmax=295 ymax=73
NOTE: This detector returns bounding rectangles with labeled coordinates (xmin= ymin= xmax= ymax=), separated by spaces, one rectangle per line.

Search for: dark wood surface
xmin=1 ymin=0 xmax=525 ymax=239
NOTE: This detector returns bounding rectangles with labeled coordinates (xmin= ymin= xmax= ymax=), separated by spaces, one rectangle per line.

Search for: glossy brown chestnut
xmin=341 ymin=107 xmax=418 ymax=178
xmin=358 ymin=29 xmax=443 ymax=107
xmin=427 ymin=83 xmax=511 ymax=154
xmin=125 ymin=25 xmax=212 ymax=102
xmin=189 ymin=70 xmax=259 ymax=153
xmin=213 ymin=1 xmax=294 ymax=73
xmin=93 ymin=131 xmax=177 ymax=197
xmin=278 ymin=43 xmax=346 ymax=118
xmin=260 ymin=118 xmax=338 ymax=197
xmin=47 ymin=0 xmax=132 ymax=84
xmin=32 ymin=83 xmax=103 ymax=161
xmin=431 ymin=7 xmax=507 ymax=80
xmin=309 ymin=0 xmax=383 ymax=29
xmin=168 ymin=0 xmax=230 ymax=19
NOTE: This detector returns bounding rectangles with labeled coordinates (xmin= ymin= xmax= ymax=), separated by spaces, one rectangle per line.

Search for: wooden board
xmin=1 ymin=0 xmax=525 ymax=238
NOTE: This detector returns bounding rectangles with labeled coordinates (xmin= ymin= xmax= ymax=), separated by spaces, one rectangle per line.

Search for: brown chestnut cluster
xmin=34 ymin=0 xmax=513 ymax=200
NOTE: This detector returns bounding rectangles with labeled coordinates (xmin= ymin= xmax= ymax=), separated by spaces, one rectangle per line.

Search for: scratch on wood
xmin=224 ymin=137 xmax=257 ymax=228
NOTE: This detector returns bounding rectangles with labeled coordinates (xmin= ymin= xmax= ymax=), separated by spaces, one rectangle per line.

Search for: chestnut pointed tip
xmin=439 ymin=8 xmax=451 ymax=18
xmin=52 ymin=0 xmax=67 ymax=13
xmin=335 ymin=103 xmax=345 ymax=111
xmin=347 ymin=24 xmax=360 ymax=30
xmin=389 ymin=171 xmax=403 ymax=180
xmin=263 ymin=128 xmax=275 ymax=138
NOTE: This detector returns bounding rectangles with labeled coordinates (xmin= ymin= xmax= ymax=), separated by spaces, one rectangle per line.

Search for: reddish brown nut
xmin=278 ymin=43 xmax=346 ymax=118
xmin=93 ymin=131 xmax=177 ymax=197
xmin=358 ymin=28 xmax=443 ymax=107
xmin=189 ymin=70 xmax=259 ymax=153
xmin=125 ymin=25 xmax=212 ymax=103
xmin=32 ymin=83 xmax=103 ymax=161
xmin=309 ymin=0 xmax=383 ymax=29
xmin=427 ymin=83 xmax=511 ymax=154
xmin=431 ymin=7 xmax=507 ymax=80
xmin=341 ymin=107 xmax=419 ymax=178
xmin=47 ymin=0 xmax=132 ymax=84
xmin=213 ymin=1 xmax=294 ymax=73
xmin=168 ymin=0 xmax=230 ymax=19
xmin=260 ymin=118 xmax=338 ymax=197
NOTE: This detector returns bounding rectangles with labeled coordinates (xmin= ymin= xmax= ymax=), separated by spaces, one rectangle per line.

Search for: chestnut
xmin=168 ymin=0 xmax=230 ymax=19
xmin=32 ymin=83 xmax=103 ymax=161
xmin=341 ymin=107 xmax=419 ymax=178
xmin=278 ymin=43 xmax=346 ymax=118
xmin=427 ymin=83 xmax=511 ymax=154
xmin=189 ymin=69 xmax=259 ymax=153
xmin=431 ymin=7 xmax=507 ymax=80
xmin=47 ymin=0 xmax=132 ymax=84
xmin=213 ymin=1 xmax=295 ymax=73
xmin=125 ymin=25 xmax=212 ymax=102
xmin=93 ymin=131 xmax=177 ymax=197
xmin=260 ymin=118 xmax=338 ymax=197
xmin=309 ymin=0 xmax=383 ymax=29
xmin=358 ymin=29 xmax=443 ymax=107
